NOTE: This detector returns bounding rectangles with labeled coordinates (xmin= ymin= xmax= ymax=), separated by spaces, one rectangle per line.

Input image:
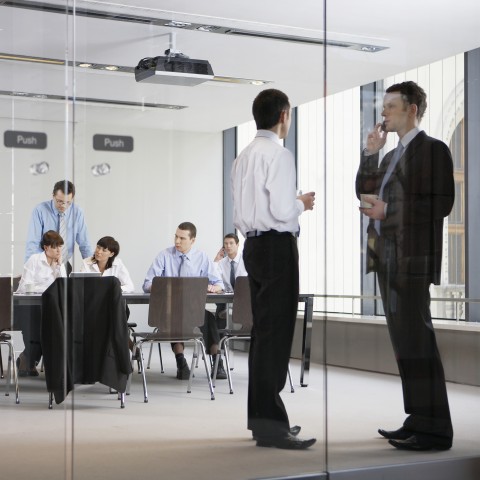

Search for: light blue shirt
xmin=25 ymin=200 xmax=92 ymax=262
xmin=142 ymin=246 xmax=224 ymax=293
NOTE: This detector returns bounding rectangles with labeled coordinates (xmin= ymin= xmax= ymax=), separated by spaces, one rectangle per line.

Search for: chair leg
xmin=48 ymin=392 xmax=53 ymax=409
xmin=2 ymin=342 xmax=20 ymax=403
xmin=118 ymin=391 xmax=125 ymax=408
xmin=147 ymin=342 xmax=153 ymax=369
xmin=0 ymin=346 xmax=4 ymax=379
xmin=222 ymin=340 xmax=234 ymax=394
xmin=158 ymin=343 xmax=164 ymax=373
xmin=198 ymin=341 xmax=215 ymax=400
xmin=287 ymin=365 xmax=295 ymax=393
xmin=137 ymin=344 xmax=148 ymax=403
xmin=10 ymin=346 xmax=19 ymax=404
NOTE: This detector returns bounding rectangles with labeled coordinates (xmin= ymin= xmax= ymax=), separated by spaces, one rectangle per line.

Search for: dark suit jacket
xmin=355 ymin=131 xmax=454 ymax=285
xmin=41 ymin=277 xmax=132 ymax=404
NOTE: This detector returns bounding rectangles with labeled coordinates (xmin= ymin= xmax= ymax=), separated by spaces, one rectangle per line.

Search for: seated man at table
xmin=213 ymin=233 xmax=248 ymax=323
xmin=142 ymin=222 xmax=227 ymax=380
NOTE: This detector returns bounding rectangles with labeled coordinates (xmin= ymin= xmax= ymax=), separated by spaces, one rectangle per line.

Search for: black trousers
xmin=171 ymin=310 xmax=220 ymax=354
xmin=243 ymin=234 xmax=299 ymax=438
xmin=13 ymin=305 xmax=42 ymax=368
xmin=376 ymin=255 xmax=453 ymax=445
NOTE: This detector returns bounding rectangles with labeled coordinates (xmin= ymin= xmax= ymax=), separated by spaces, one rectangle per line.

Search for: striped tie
xmin=230 ymin=260 xmax=236 ymax=290
xmin=58 ymin=213 xmax=68 ymax=262
xmin=178 ymin=254 xmax=186 ymax=276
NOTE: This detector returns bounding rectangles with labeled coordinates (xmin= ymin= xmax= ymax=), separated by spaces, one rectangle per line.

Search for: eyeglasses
xmin=54 ymin=197 xmax=72 ymax=207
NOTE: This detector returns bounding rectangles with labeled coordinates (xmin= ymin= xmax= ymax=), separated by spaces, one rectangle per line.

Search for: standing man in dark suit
xmin=356 ymin=81 xmax=455 ymax=451
xmin=232 ymin=89 xmax=316 ymax=450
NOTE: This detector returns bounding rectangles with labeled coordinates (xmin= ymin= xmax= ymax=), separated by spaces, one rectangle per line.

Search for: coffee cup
xmin=360 ymin=194 xmax=379 ymax=209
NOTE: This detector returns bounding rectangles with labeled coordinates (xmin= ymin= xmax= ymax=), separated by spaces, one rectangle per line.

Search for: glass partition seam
xmin=323 ymin=0 xmax=329 ymax=473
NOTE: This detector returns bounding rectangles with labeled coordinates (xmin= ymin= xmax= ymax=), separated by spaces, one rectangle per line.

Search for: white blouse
xmin=80 ymin=257 xmax=135 ymax=293
xmin=16 ymin=252 xmax=67 ymax=293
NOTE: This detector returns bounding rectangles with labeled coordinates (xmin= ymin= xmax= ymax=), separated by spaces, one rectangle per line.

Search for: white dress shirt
xmin=215 ymin=252 xmax=248 ymax=292
xmin=16 ymin=252 xmax=67 ymax=293
xmin=80 ymin=257 xmax=135 ymax=293
xmin=231 ymin=130 xmax=304 ymax=236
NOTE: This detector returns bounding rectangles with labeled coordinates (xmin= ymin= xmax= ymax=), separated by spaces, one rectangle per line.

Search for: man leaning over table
xmin=25 ymin=179 xmax=92 ymax=269
xmin=142 ymin=222 xmax=228 ymax=380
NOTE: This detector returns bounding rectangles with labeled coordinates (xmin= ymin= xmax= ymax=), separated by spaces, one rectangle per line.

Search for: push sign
xmin=4 ymin=130 xmax=47 ymax=149
xmin=93 ymin=134 xmax=133 ymax=152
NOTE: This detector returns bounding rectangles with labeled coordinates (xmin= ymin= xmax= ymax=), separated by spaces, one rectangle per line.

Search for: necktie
xmin=230 ymin=260 xmax=236 ymax=290
xmin=374 ymin=142 xmax=405 ymax=234
xmin=58 ymin=213 xmax=68 ymax=262
xmin=178 ymin=254 xmax=186 ymax=276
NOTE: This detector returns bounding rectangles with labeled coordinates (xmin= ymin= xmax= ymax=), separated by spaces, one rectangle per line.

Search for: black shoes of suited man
xmin=254 ymin=426 xmax=316 ymax=450
xmin=379 ymin=426 xmax=452 ymax=451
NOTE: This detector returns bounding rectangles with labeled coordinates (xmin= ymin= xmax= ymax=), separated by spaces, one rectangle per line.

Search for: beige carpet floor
xmin=1 ymin=346 xmax=480 ymax=480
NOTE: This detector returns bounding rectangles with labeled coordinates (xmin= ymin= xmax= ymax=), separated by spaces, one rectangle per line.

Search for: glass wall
xmin=1 ymin=1 xmax=327 ymax=480
xmin=3 ymin=0 xmax=480 ymax=478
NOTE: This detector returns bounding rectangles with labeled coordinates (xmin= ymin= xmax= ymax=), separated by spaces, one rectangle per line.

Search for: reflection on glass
xmin=91 ymin=163 xmax=111 ymax=176
xmin=29 ymin=161 xmax=49 ymax=175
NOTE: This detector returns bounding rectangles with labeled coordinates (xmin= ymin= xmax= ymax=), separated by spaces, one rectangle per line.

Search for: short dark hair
xmin=53 ymin=180 xmax=75 ymax=197
xmin=252 ymin=89 xmax=290 ymax=130
xmin=386 ymin=81 xmax=427 ymax=121
xmin=224 ymin=233 xmax=239 ymax=244
xmin=178 ymin=222 xmax=197 ymax=239
xmin=41 ymin=230 xmax=64 ymax=249
xmin=92 ymin=236 xmax=120 ymax=270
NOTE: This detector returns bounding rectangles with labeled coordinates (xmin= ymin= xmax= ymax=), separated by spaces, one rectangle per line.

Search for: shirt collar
xmin=228 ymin=252 xmax=241 ymax=263
xmin=399 ymin=127 xmax=421 ymax=149
xmin=255 ymin=129 xmax=282 ymax=145
xmin=175 ymin=246 xmax=196 ymax=260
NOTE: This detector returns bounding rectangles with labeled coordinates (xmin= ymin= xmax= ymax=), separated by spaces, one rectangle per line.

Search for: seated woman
xmin=80 ymin=236 xmax=134 ymax=292
xmin=15 ymin=230 xmax=67 ymax=376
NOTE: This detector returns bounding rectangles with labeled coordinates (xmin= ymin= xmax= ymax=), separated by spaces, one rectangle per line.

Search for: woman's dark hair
xmin=41 ymin=230 xmax=64 ymax=249
xmin=92 ymin=236 xmax=120 ymax=270
xmin=252 ymin=89 xmax=290 ymax=130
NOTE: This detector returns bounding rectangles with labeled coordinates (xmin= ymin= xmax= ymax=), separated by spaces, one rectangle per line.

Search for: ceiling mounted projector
xmin=135 ymin=49 xmax=214 ymax=86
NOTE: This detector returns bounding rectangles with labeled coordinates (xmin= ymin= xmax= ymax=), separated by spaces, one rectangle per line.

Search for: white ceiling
xmin=1 ymin=0 xmax=480 ymax=132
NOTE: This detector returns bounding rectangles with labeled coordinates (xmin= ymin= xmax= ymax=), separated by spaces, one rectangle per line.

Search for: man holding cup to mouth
xmin=356 ymin=81 xmax=454 ymax=451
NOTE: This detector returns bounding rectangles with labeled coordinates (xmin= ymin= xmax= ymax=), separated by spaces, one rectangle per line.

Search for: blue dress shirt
xmin=142 ymin=246 xmax=224 ymax=292
xmin=25 ymin=200 xmax=92 ymax=262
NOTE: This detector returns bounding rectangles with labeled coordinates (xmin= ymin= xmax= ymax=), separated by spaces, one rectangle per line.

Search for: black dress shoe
xmin=388 ymin=435 xmax=452 ymax=451
xmin=256 ymin=433 xmax=316 ymax=450
xmin=215 ymin=362 xmax=227 ymax=380
xmin=176 ymin=360 xmax=191 ymax=380
xmin=378 ymin=426 xmax=413 ymax=440
xmin=252 ymin=425 xmax=301 ymax=441
xmin=16 ymin=357 xmax=28 ymax=377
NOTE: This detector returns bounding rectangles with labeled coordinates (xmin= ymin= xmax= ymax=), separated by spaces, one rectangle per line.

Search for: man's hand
xmin=365 ymin=123 xmax=388 ymax=155
xmin=359 ymin=196 xmax=386 ymax=220
xmin=298 ymin=191 xmax=315 ymax=211
xmin=207 ymin=284 xmax=223 ymax=293
xmin=213 ymin=247 xmax=225 ymax=263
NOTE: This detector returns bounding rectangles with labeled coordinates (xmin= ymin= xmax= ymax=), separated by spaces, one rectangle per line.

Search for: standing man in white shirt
xmin=231 ymin=89 xmax=316 ymax=450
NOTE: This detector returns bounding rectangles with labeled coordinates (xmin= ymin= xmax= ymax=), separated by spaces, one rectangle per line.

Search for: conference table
xmin=13 ymin=291 xmax=315 ymax=386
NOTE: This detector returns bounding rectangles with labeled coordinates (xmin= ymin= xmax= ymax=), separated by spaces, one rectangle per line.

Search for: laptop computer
xmin=69 ymin=272 xmax=102 ymax=278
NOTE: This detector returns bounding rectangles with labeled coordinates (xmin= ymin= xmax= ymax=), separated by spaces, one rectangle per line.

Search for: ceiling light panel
xmin=2 ymin=1 xmax=388 ymax=52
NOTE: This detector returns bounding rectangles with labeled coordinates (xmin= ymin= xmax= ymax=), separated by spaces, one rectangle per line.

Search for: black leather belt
xmin=246 ymin=229 xmax=296 ymax=238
